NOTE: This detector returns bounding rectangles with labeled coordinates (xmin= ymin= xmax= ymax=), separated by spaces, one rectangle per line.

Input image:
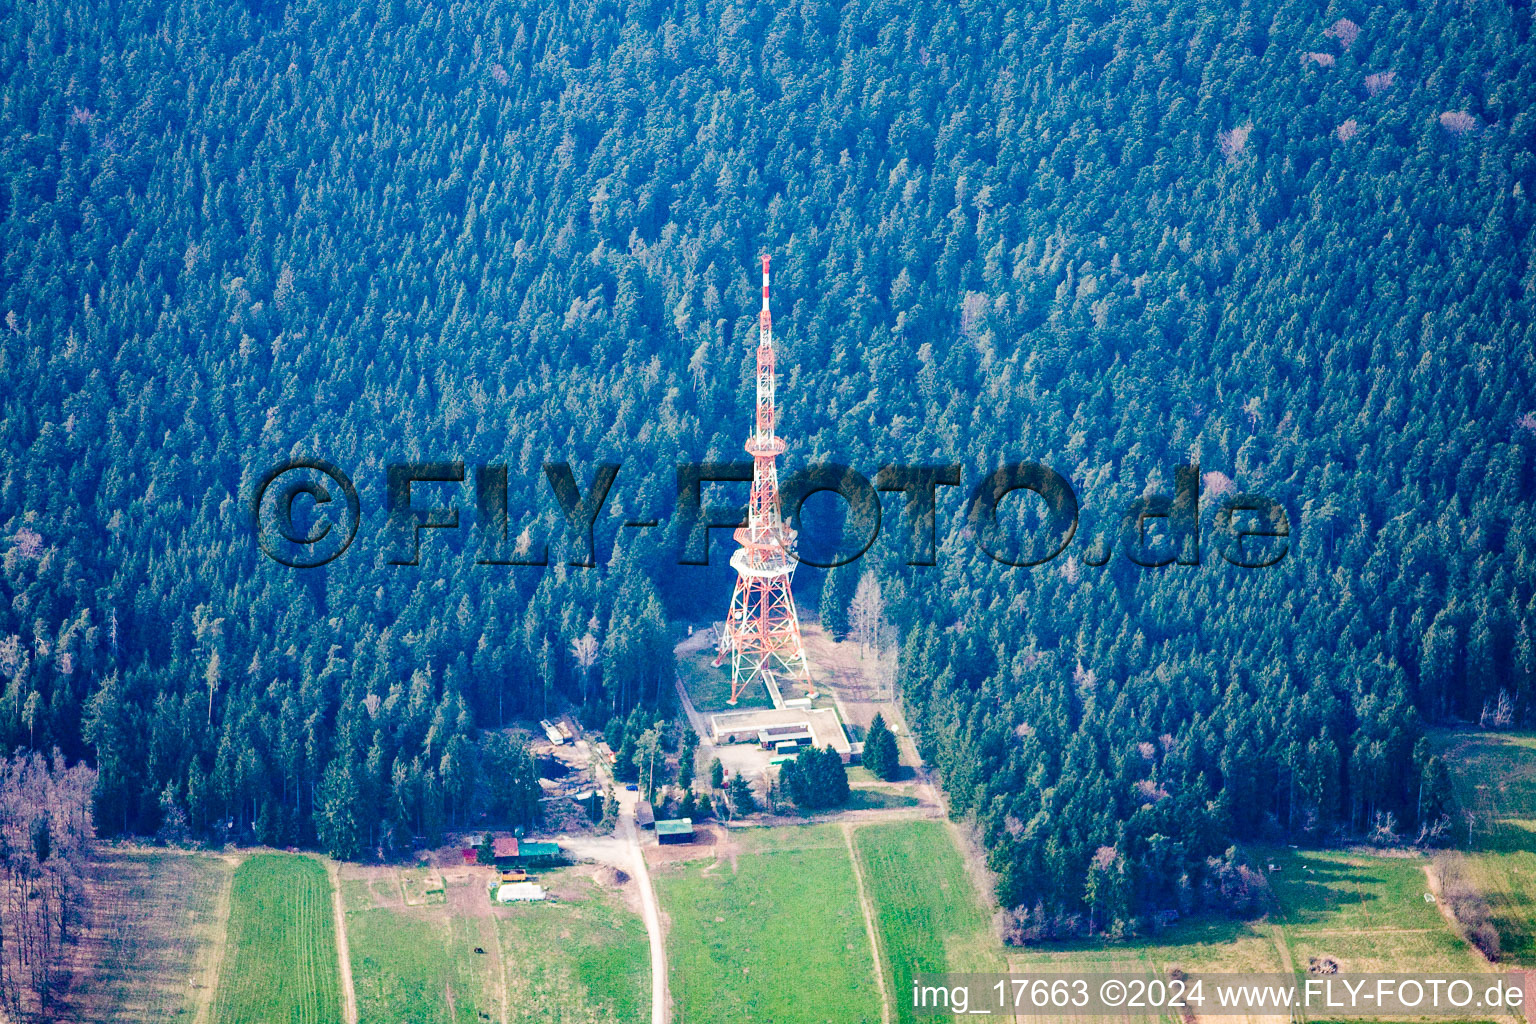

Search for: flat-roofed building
xmin=708 ymin=706 xmax=852 ymax=762
xmin=758 ymin=724 xmax=814 ymax=747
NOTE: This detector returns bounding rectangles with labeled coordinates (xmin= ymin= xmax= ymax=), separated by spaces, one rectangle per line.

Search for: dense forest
xmin=1 ymin=0 xmax=1532 ymax=936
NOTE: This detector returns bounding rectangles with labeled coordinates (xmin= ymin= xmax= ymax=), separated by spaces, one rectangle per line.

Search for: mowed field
xmin=853 ymin=820 xmax=1002 ymax=1024
xmin=211 ymin=853 xmax=342 ymax=1024
xmin=56 ymin=847 xmax=236 ymax=1023
xmin=654 ymin=822 xmax=883 ymax=1023
xmin=58 ymin=731 xmax=1521 ymax=1024
xmin=1434 ymin=729 xmax=1536 ymax=964
xmin=675 ymin=642 xmax=774 ymax=710
xmin=651 ymin=816 xmax=1503 ymax=1024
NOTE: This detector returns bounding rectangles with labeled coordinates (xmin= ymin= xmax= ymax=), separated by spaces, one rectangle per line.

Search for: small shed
xmin=492 ymin=835 xmax=519 ymax=868
xmin=656 ymin=819 xmax=695 ymax=845
xmin=636 ymin=801 xmax=655 ymax=829
xmin=518 ymin=840 xmax=562 ymax=866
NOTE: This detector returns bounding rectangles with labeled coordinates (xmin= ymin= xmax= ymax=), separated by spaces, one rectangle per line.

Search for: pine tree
xmin=1418 ymin=756 xmax=1454 ymax=829
xmin=315 ymin=761 xmax=360 ymax=860
xmin=863 ymin=713 xmax=900 ymax=781
xmin=677 ymin=727 xmax=697 ymax=790
xmin=727 ymin=773 xmax=755 ymax=815
xmin=784 ymin=746 xmax=850 ymax=809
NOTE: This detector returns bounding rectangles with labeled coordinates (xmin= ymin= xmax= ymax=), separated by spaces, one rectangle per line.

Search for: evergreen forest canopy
xmin=1 ymin=0 xmax=1533 ymax=935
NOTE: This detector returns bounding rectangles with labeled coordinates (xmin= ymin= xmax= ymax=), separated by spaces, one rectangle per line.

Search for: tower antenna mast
xmin=714 ymin=253 xmax=811 ymax=704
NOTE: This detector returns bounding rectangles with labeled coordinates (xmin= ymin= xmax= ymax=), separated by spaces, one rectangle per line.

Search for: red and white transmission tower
xmin=714 ymin=253 xmax=811 ymax=704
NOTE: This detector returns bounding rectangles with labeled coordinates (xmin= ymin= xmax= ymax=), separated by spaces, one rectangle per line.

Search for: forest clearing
xmin=341 ymin=861 xmax=499 ymax=1024
xmin=28 ymin=763 xmax=1528 ymax=1024
xmin=495 ymin=867 xmax=652 ymax=1024
xmin=1006 ymin=843 xmax=1514 ymax=1023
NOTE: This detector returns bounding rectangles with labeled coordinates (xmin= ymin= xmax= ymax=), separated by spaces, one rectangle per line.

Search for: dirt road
xmin=326 ymin=859 xmax=359 ymax=1024
xmin=575 ymin=736 xmax=670 ymax=1024
xmin=620 ymin=791 xmax=670 ymax=1024
xmin=843 ymin=823 xmax=892 ymax=1024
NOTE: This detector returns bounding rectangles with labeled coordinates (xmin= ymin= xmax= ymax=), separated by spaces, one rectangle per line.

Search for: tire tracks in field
xmin=843 ymin=823 xmax=892 ymax=1024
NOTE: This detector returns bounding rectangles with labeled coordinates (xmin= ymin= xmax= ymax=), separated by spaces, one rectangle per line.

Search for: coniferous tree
xmin=863 ymin=713 xmax=900 ymax=781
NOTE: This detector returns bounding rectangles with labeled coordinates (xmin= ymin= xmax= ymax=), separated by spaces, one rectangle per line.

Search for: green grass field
xmin=853 ymin=820 xmax=1002 ymax=1024
xmin=1264 ymin=846 xmax=1489 ymax=974
xmin=496 ymin=868 xmax=650 ymax=1023
xmin=211 ymin=853 xmax=342 ymax=1024
xmin=347 ymin=901 xmax=492 ymax=1024
xmin=842 ymin=787 xmax=921 ymax=811
xmin=676 ymin=646 xmax=773 ymax=711
xmin=655 ymin=822 xmax=882 ymax=1023
xmin=1004 ymin=844 xmax=1501 ymax=1024
xmin=1434 ymin=729 xmax=1536 ymax=964
xmin=645 ymin=817 xmax=1501 ymax=1024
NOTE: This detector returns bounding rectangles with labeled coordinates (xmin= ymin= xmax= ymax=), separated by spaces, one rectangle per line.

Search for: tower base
xmin=714 ymin=568 xmax=812 ymax=705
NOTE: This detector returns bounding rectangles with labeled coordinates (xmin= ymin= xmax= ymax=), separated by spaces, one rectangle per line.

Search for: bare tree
xmin=874 ymin=641 xmax=899 ymax=701
xmin=572 ymin=632 xmax=600 ymax=704
xmin=0 ymin=751 xmax=97 ymax=1018
xmin=1480 ymin=689 xmax=1515 ymax=730
xmin=193 ymin=605 xmax=223 ymax=724
xmin=848 ymin=570 xmax=885 ymax=658
xmin=204 ymin=650 xmax=221 ymax=724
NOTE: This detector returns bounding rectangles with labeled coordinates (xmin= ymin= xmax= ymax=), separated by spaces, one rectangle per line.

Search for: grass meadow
xmin=399 ymin=864 xmax=448 ymax=905
xmin=853 ymin=820 xmax=1002 ymax=1024
xmin=654 ymin=822 xmax=882 ymax=1023
xmin=496 ymin=868 xmax=650 ymax=1024
xmin=1263 ymin=846 xmax=1489 ymax=974
xmin=347 ymin=901 xmax=494 ymax=1024
xmin=1006 ymin=844 xmax=1501 ymax=1024
xmin=1434 ymin=728 xmax=1536 ymax=965
xmin=211 ymin=853 xmax=341 ymax=1024
xmin=76 ymin=729 xmax=1524 ymax=1024
xmin=675 ymin=645 xmax=774 ymax=711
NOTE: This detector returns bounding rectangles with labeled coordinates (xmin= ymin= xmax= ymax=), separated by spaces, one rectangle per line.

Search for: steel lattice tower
xmin=714 ymin=253 xmax=810 ymax=704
